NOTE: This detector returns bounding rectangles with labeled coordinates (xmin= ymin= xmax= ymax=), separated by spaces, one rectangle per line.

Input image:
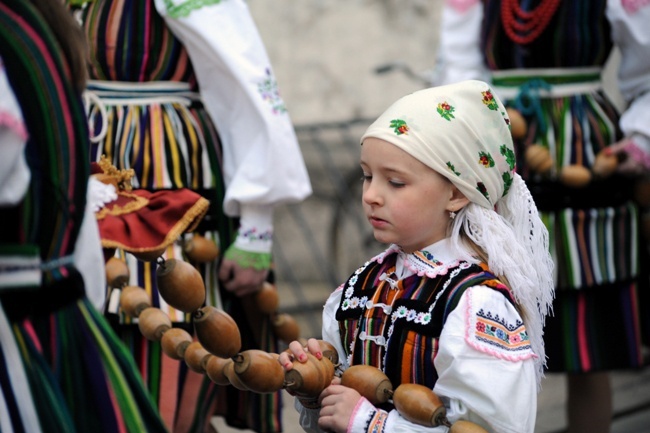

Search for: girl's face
xmin=360 ymin=137 xmax=464 ymax=253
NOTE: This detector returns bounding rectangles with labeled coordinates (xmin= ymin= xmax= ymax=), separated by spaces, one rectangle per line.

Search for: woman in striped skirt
xmin=72 ymin=0 xmax=311 ymax=432
xmin=0 ymin=0 xmax=169 ymax=431
xmin=434 ymin=1 xmax=650 ymax=432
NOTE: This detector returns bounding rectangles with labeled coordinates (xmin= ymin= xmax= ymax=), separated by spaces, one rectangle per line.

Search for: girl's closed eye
xmin=361 ymin=173 xmax=372 ymax=182
xmin=389 ymin=179 xmax=405 ymax=188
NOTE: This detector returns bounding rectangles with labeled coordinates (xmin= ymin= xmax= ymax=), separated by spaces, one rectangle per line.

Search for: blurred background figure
xmin=433 ymin=1 xmax=650 ymax=432
xmin=0 ymin=0 xmax=169 ymax=431
xmin=70 ymin=0 xmax=311 ymax=432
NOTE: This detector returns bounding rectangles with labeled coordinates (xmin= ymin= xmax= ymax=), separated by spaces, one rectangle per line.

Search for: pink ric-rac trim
xmin=464 ymin=288 xmax=537 ymax=362
xmin=348 ymin=397 xmax=369 ymax=433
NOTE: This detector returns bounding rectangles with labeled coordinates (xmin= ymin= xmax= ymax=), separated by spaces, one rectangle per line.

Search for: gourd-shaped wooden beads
xmin=138 ymin=307 xmax=171 ymax=341
xmin=255 ymin=282 xmax=280 ymax=314
xmin=393 ymin=383 xmax=448 ymax=427
xmin=193 ymin=305 xmax=242 ymax=359
xmin=120 ymin=285 xmax=152 ymax=317
xmin=156 ymin=258 xmax=206 ymax=313
xmin=272 ymin=312 xmax=301 ymax=343
xmin=231 ymin=350 xmax=285 ymax=394
xmin=284 ymin=353 xmax=335 ymax=398
xmin=160 ymin=327 xmax=193 ymax=360
xmin=506 ymin=107 xmax=527 ymax=140
xmin=340 ymin=365 xmax=393 ymax=405
xmin=183 ymin=234 xmax=219 ymax=263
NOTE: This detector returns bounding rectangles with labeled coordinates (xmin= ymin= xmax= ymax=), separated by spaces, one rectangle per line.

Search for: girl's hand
xmin=318 ymin=383 xmax=363 ymax=433
xmin=277 ymin=338 xmax=323 ymax=371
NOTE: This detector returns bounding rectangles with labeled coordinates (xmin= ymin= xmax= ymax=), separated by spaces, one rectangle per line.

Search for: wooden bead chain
xmin=501 ymin=0 xmax=563 ymax=45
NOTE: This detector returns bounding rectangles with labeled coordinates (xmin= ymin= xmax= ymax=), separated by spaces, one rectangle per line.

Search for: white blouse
xmin=296 ymin=239 xmax=538 ymax=433
xmin=434 ymin=0 xmax=650 ymax=155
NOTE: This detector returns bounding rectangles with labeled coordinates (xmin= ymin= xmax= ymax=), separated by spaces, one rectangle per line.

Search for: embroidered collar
xmin=371 ymin=239 xmax=474 ymax=279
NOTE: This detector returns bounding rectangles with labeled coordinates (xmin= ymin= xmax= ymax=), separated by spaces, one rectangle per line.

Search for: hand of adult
xmin=606 ymin=138 xmax=650 ymax=176
xmin=218 ymin=258 xmax=269 ymax=296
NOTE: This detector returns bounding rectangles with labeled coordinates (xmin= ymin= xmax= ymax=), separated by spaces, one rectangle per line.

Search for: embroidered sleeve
xmin=348 ymin=398 xmax=388 ymax=433
xmin=432 ymin=286 xmax=538 ymax=433
xmin=465 ymin=285 xmax=535 ymax=361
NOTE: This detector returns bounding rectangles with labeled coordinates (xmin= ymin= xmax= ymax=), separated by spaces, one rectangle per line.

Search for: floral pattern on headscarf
xmin=362 ymin=80 xmax=516 ymax=209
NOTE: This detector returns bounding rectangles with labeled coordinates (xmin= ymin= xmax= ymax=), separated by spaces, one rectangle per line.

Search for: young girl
xmin=279 ymin=79 xmax=555 ymax=433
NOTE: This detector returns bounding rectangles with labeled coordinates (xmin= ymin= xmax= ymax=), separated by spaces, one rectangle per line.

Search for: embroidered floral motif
xmin=446 ymin=161 xmax=461 ymax=176
xmin=366 ymin=409 xmax=388 ymax=433
xmin=389 ymin=119 xmax=409 ymax=135
xmin=474 ymin=308 xmax=530 ymax=352
xmin=481 ymin=89 xmax=499 ymax=111
xmin=258 ymin=68 xmax=287 ymax=114
xmin=502 ymin=171 xmax=513 ymax=196
xmin=500 ymin=144 xmax=516 ymax=171
xmin=238 ymin=227 xmax=272 ymax=242
xmin=478 ymin=151 xmax=495 ymax=168
xmin=390 ymin=305 xmax=432 ymax=325
xmin=476 ymin=182 xmax=489 ymax=200
xmin=437 ymin=101 xmax=455 ymax=121
xmin=163 ymin=0 xmax=222 ymax=19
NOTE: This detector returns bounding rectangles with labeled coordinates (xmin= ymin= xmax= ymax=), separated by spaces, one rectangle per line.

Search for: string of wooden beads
xmin=507 ymin=107 xmax=621 ymax=188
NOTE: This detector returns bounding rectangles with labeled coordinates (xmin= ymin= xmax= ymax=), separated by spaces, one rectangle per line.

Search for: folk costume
xmin=74 ymin=0 xmax=311 ymax=432
xmin=0 ymin=1 xmax=168 ymax=431
xmin=296 ymin=81 xmax=554 ymax=433
xmin=436 ymin=0 xmax=650 ymax=372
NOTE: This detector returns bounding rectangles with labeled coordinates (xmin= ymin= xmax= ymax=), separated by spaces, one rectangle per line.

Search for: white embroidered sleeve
xmin=153 ymin=0 xmax=312 ymax=220
xmin=606 ymin=1 xmax=650 ymax=161
xmin=433 ymin=286 xmax=537 ymax=433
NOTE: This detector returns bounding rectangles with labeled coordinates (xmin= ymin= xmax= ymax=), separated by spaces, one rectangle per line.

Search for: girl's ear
xmin=447 ymin=185 xmax=470 ymax=212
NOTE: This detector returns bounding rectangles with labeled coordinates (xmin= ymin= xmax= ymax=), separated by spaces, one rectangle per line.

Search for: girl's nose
xmin=362 ymin=182 xmax=381 ymax=205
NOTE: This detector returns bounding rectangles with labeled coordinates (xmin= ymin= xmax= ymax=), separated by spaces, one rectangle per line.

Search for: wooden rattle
xmin=156 ymin=257 xmax=206 ymax=313
xmin=284 ymin=353 xmax=335 ymax=398
xmin=231 ymin=350 xmax=285 ymax=394
xmin=193 ymin=305 xmax=241 ymax=359
xmin=340 ymin=365 xmax=393 ymax=405
xmin=255 ymin=282 xmax=280 ymax=315
xmin=183 ymin=233 xmax=219 ymax=263
xmin=272 ymin=312 xmax=301 ymax=343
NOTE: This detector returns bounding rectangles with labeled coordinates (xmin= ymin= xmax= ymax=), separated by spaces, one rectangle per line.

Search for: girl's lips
xmin=369 ymin=216 xmax=388 ymax=228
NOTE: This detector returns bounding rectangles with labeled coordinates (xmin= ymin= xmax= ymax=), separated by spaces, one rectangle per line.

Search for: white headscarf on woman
xmin=360 ymin=79 xmax=554 ymax=387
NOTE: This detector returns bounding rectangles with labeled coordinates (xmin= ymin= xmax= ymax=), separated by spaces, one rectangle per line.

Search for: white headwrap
xmin=360 ymin=80 xmax=554 ymax=386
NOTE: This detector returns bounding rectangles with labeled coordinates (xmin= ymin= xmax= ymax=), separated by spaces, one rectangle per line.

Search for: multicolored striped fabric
xmin=0 ymin=0 xmax=168 ymax=431
xmin=480 ymin=0 xmax=646 ymax=372
xmin=77 ymin=0 xmax=283 ymax=431
xmin=80 ymin=0 xmax=196 ymax=84
xmin=336 ymin=253 xmax=514 ymax=392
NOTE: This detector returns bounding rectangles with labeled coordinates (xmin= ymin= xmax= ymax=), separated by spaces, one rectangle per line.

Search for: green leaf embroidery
xmin=502 ymin=172 xmax=513 ymax=196
xmin=163 ymin=0 xmax=223 ymax=19
xmin=437 ymin=102 xmax=455 ymax=121
xmin=390 ymin=119 xmax=409 ymax=135
xmin=500 ymin=144 xmax=516 ymax=171
xmin=446 ymin=162 xmax=461 ymax=176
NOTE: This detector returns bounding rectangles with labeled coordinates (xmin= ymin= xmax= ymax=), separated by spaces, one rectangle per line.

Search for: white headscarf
xmin=361 ymin=80 xmax=554 ymax=386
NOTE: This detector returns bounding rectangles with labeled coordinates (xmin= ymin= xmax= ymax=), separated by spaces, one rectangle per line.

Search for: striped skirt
xmin=85 ymin=81 xmax=283 ymax=432
xmin=493 ymin=69 xmax=648 ymax=372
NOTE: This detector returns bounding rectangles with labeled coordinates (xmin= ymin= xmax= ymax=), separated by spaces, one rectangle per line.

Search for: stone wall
xmin=248 ymin=0 xmax=445 ymax=126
